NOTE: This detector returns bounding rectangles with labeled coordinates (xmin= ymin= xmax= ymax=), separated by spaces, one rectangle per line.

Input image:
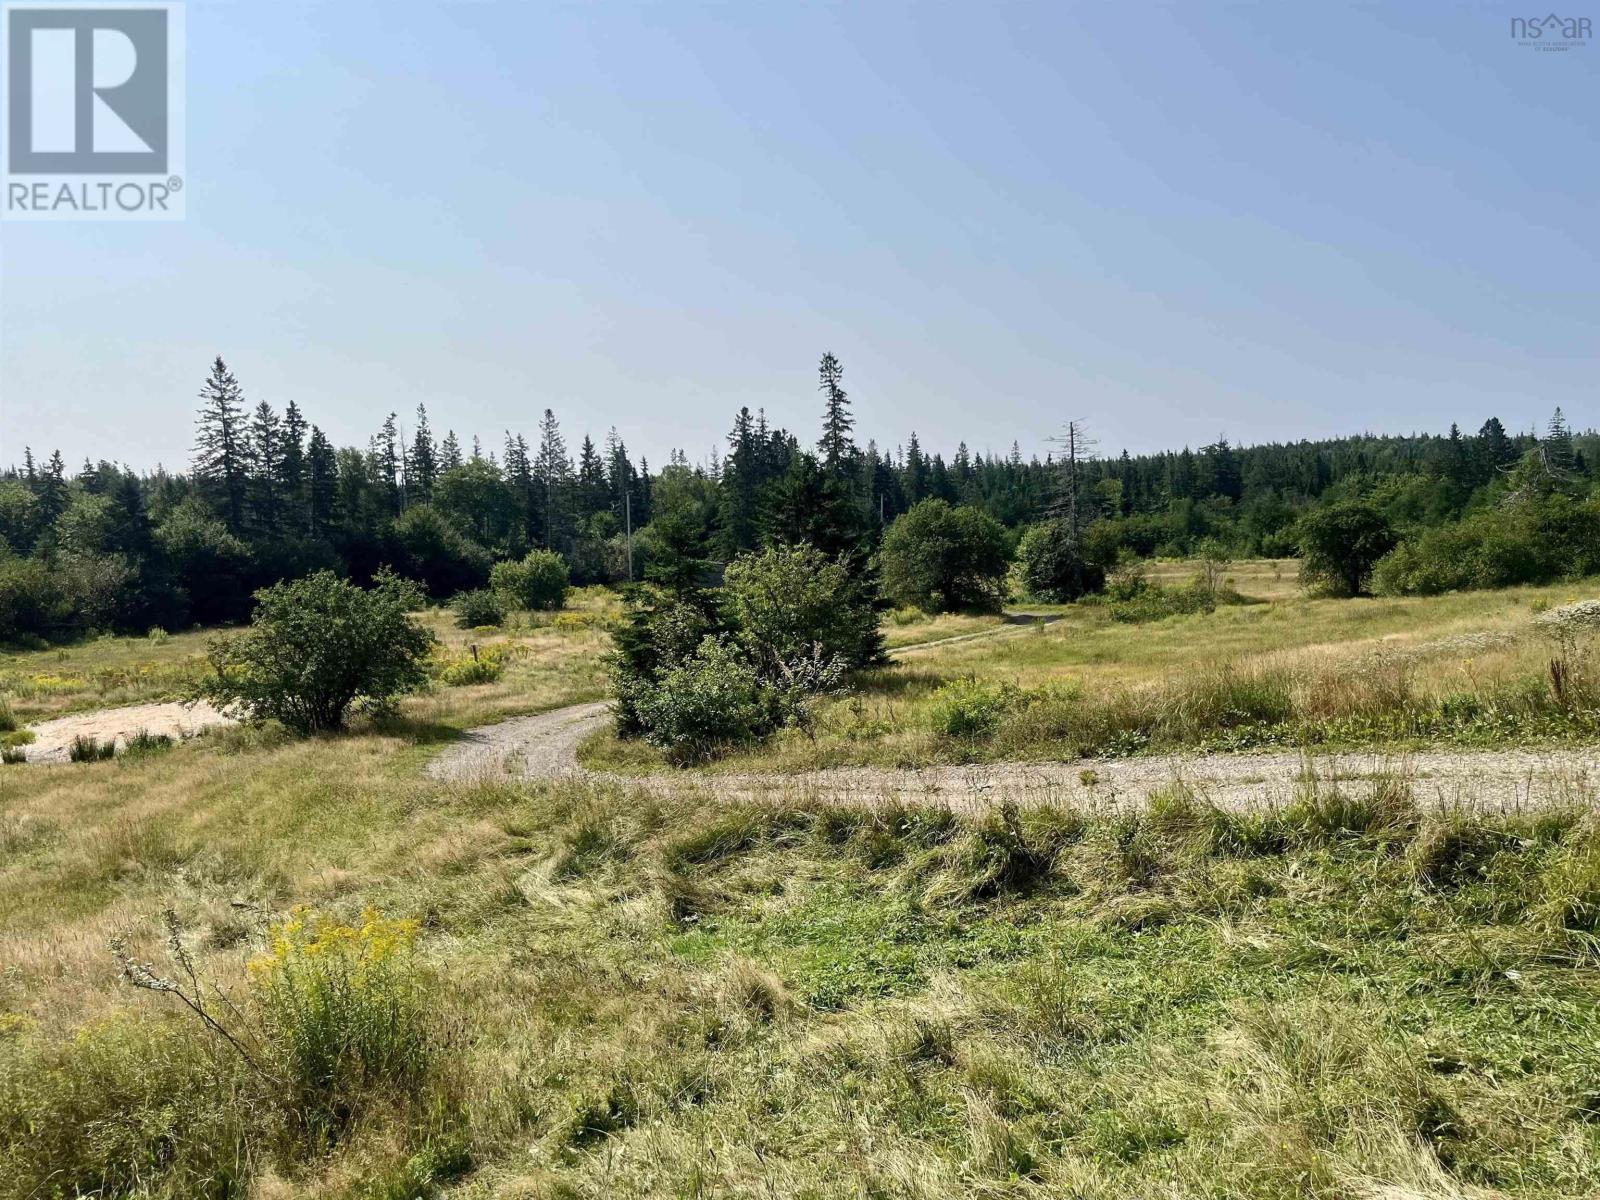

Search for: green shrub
xmin=490 ymin=548 xmax=570 ymax=611
xmin=928 ymin=678 xmax=1016 ymax=739
xmin=1 ymin=745 xmax=25 ymax=764
xmin=392 ymin=503 xmax=492 ymax=598
xmin=879 ymin=499 xmax=1011 ymax=613
xmin=439 ymin=646 xmax=506 ymax=686
xmin=1374 ymin=494 xmax=1600 ymax=596
xmin=1016 ymin=520 xmax=1105 ymax=602
xmin=450 ymin=587 xmax=505 ymax=629
xmin=722 ymin=543 xmax=880 ymax=670
xmin=1110 ymin=580 xmax=1222 ymax=623
xmin=200 ymin=570 xmax=434 ymax=735
xmin=1296 ymin=501 xmax=1396 ymax=596
xmin=0 ymin=697 xmax=14 ymax=733
xmin=632 ymin=637 xmax=776 ymax=764
xmin=608 ymin=590 xmax=717 ymax=738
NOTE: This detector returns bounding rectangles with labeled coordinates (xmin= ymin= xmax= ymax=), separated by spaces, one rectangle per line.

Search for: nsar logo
xmin=1510 ymin=12 xmax=1592 ymax=49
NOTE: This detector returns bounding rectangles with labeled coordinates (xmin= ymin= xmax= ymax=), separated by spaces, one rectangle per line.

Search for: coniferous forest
xmin=1 ymin=351 xmax=1595 ymax=642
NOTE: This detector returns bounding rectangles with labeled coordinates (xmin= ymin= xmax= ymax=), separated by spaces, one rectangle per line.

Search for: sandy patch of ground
xmin=16 ymin=700 xmax=235 ymax=764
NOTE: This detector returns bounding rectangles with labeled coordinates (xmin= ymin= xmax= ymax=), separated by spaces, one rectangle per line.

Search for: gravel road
xmin=425 ymin=700 xmax=1600 ymax=813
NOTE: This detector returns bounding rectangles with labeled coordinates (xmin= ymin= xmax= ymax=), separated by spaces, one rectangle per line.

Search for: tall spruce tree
xmin=306 ymin=426 xmax=338 ymax=535
xmin=280 ymin=400 xmax=308 ymax=532
xmin=375 ymin=414 xmax=402 ymax=514
xmin=440 ymin=430 xmax=463 ymax=471
xmin=407 ymin=404 xmax=438 ymax=501
xmin=1544 ymin=407 xmax=1576 ymax=473
xmin=534 ymin=409 xmax=572 ymax=552
xmin=248 ymin=401 xmax=284 ymax=536
xmin=194 ymin=356 xmax=248 ymax=534
xmin=818 ymin=352 xmax=854 ymax=473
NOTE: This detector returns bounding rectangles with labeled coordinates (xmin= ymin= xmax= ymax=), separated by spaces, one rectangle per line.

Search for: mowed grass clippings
xmin=4 ymin=720 xmax=1600 ymax=1196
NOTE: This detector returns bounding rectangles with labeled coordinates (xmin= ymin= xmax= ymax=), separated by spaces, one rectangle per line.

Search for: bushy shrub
xmin=612 ymin=567 xmax=854 ymax=762
xmin=438 ymin=645 xmax=507 ymax=686
xmin=0 ymin=552 xmax=70 ymax=643
xmin=201 ymin=570 xmax=434 ymax=734
xmin=1103 ymin=565 xmax=1234 ymax=623
xmin=928 ymin=678 xmax=1016 ymax=739
xmin=1374 ymin=495 xmax=1600 ymax=596
xmin=490 ymin=548 xmax=570 ymax=611
xmin=1017 ymin=520 xmax=1105 ymax=602
xmin=1296 ymin=501 xmax=1396 ymax=597
xmin=632 ymin=636 xmax=777 ymax=764
xmin=123 ymin=729 xmax=174 ymax=758
xmin=0 ymin=697 xmax=15 ymax=733
xmin=879 ymin=499 xmax=1011 ymax=613
xmin=722 ymin=544 xmax=879 ymax=670
xmin=609 ymin=590 xmax=716 ymax=737
xmin=392 ymin=504 xmax=492 ymax=598
xmin=450 ymin=587 xmax=505 ymax=629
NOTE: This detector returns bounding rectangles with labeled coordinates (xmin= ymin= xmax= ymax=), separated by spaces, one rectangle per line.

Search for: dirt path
xmin=426 ymin=701 xmax=1600 ymax=813
xmin=17 ymin=700 xmax=236 ymax=764
xmin=426 ymin=702 xmax=611 ymax=783
xmin=888 ymin=612 xmax=1060 ymax=657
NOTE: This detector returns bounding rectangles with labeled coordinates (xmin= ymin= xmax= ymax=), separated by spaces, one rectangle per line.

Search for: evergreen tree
xmin=534 ymin=409 xmax=572 ymax=552
xmin=503 ymin=432 xmax=538 ymax=550
xmin=375 ymin=413 xmax=402 ymax=514
xmin=1544 ymin=407 xmax=1576 ymax=473
xmin=440 ymin=430 xmax=464 ymax=471
xmin=248 ymin=400 xmax=283 ymax=536
xmin=36 ymin=450 xmax=69 ymax=528
xmin=193 ymin=356 xmax=248 ymax=533
xmin=1475 ymin=417 xmax=1517 ymax=483
xmin=306 ymin=426 xmax=338 ymax=534
xmin=407 ymin=404 xmax=438 ymax=501
xmin=718 ymin=406 xmax=761 ymax=556
xmin=280 ymin=400 xmax=308 ymax=532
xmin=903 ymin=433 xmax=927 ymax=503
xmin=576 ymin=435 xmax=608 ymax=523
xmin=817 ymin=352 xmax=854 ymax=473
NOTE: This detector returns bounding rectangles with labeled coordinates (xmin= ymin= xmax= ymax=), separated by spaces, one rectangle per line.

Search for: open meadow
xmin=4 ymin=573 xmax=1600 ymax=1198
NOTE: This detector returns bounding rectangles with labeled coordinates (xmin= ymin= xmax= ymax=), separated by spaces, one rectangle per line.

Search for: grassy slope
xmin=3 ymin=741 xmax=1600 ymax=1196
xmin=5 ymin=574 xmax=1600 ymax=1196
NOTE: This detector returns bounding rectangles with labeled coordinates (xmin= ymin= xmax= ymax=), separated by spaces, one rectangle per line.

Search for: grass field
xmin=4 ymin=571 xmax=1600 ymax=1197
xmin=583 ymin=577 xmax=1600 ymax=775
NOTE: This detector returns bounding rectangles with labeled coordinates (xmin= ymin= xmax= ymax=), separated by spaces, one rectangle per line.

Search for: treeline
xmin=1 ymin=350 xmax=1596 ymax=641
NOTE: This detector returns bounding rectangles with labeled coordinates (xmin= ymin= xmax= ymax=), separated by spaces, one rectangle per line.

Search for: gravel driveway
xmin=425 ymin=700 xmax=1600 ymax=813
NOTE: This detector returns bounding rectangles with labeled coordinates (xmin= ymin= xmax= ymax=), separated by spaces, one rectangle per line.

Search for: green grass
xmin=5 ymin=572 xmax=1600 ymax=1196
xmin=4 ymin=734 xmax=1599 ymax=1196
xmin=581 ymin=576 xmax=1600 ymax=775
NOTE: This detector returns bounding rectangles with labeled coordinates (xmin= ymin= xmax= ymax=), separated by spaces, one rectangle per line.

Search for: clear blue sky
xmin=2 ymin=0 xmax=1594 ymax=473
